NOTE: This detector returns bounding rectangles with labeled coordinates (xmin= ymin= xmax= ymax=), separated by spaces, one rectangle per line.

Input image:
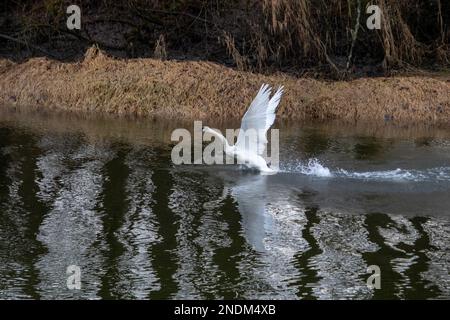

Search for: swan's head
xmin=202 ymin=126 xmax=213 ymax=134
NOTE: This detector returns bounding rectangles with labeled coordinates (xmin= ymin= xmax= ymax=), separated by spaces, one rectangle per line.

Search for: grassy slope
xmin=1 ymin=48 xmax=449 ymax=124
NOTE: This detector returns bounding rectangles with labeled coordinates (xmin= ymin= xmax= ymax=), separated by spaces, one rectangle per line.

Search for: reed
xmin=1 ymin=0 xmax=448 ymax=75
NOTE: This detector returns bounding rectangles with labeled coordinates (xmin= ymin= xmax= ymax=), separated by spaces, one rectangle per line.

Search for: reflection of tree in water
xmin=362 ymin=213 xmax=441 ymax=299
xmin=112 ymin=147 xmax=160 ymax=299
xmin=148 ymin=149 xmax=179 ymax=299
xmin=291 ymin=207 xmax=322 ymax=299
xmin=98 ymin=145 xmax=130 ymax=299
xmin=362 ymin=213 xmax=405 ymax=299
xmin=0 ymin=129 xmax=49 ymax=299
xmin=211 ymin=194 xmax=252 ymax=299
xmin=400 ymin=217 xmax=441 ymax=299
xmin=167 ymin=168 xmax=224 ymax=299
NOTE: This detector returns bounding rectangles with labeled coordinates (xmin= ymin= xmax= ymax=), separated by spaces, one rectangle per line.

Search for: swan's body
xmin=203 ymin=84 xmax=284 ymax=174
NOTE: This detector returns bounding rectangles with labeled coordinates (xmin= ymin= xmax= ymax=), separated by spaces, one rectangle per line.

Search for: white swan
xmin=203 ymin=84 xmax=284 ymax=174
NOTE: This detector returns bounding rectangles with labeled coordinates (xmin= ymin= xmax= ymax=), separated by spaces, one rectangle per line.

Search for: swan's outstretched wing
xmin=235 ymin=84 xmax=283 ymax=155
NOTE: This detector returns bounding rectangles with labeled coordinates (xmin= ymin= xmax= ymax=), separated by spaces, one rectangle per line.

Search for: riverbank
xmin=1 ymin=48 xmax=450 ymax=124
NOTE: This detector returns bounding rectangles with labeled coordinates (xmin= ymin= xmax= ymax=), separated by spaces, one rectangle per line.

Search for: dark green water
xmin=1 ymin=109 xmax=450 ymax=299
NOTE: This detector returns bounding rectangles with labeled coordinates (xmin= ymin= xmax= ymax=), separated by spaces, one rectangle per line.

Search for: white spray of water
xmin=337 ymin=167 xmax=450 ymax=182
xmin=281 ymin=158 xmax=450 ymax=182
xmin=282 ymin=158 xmax=332 ymax=177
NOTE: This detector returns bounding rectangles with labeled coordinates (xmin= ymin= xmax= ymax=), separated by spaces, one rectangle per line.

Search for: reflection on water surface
xmin=0 ymin=109 xmax=450 ymax=299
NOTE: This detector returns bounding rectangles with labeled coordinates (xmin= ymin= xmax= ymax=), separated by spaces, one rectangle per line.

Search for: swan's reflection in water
xmin=201 ymin=169 xmax=307 ymax=299
xmin=224 ymin=173 xmax=272 ymax=253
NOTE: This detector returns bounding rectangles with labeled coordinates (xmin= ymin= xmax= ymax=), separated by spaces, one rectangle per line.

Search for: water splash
xmin=282 ymin=158 xmax=332 ymax=177
xmin=336 ymin=167 xmax=450 ymax=182
xmin=282 ymin=158 xmax=450 ymax=182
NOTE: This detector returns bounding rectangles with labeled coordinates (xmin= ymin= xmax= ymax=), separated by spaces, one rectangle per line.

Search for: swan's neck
xmin=205 ymin=128 xmax=234 ymax=155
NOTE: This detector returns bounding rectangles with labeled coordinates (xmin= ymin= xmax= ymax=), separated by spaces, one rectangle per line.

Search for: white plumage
xmin=203 ymin=84 xmax=284 ymax=174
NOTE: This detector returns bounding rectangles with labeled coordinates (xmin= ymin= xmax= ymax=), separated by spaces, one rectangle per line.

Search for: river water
xmin=0 ymin=109 xmax=449 ymax=299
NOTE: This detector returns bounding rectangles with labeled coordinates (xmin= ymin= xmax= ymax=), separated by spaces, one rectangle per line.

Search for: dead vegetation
xmin=1 ymin=47 xmax=449 ymax=124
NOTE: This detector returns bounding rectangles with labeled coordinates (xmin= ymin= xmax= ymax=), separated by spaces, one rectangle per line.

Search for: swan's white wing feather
xmin=235 ymin=84 xmax=283 ymax=155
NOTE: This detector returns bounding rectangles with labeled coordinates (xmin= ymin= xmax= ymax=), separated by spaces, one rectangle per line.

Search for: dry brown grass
xmin=1 ymin=47 xmax=450 ymax=124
